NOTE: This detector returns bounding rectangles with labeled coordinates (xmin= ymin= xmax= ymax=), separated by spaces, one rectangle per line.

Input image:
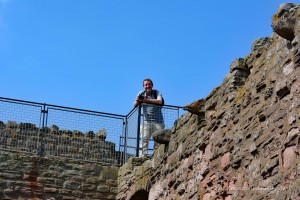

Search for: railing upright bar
xmin=136 ymin=104 xmax=142 ymax=157
xmin=119 ymin=135 xmax=122 ymax=164
xmin=39 ymin=103 xmax=47 ymax=156
xmin=123 ymin=118 xmax=128 ymax=164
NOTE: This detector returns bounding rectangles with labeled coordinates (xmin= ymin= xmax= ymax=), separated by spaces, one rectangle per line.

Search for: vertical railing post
xmin=136 ymin=103 xmax=142 ymax=157
xmin=39 ymin=103 xmax=47 ymax=157
xmin=119 ymin=135 xmax=122 ymax=164
xmin=123 ymin=118 xmax=128 ymax=164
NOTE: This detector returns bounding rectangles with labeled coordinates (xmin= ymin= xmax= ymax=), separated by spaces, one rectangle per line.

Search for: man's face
xmin=143 ymin=80 xmax=153 ymax=92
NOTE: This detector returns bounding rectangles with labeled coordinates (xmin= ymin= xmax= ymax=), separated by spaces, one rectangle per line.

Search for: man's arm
xmin=134 ymin=90 xmax=163 ymax=107
xmin=143 ymin=98 xmax=162 ymax=105
xmin=133 ymin=96 xmax=140 ymax=107
xmin=134 ymin=97 xmax=162 ymax=107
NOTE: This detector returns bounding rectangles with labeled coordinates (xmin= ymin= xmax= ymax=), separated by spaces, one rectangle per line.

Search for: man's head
xmin=143 ymin=78 xmax=153 ymax=92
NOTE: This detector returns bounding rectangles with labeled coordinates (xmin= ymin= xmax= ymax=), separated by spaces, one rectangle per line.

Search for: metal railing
xmin=121 ymin=103 xmax=182 ymax=160
xmin=0 ymin=97 xmax=183 ymax=165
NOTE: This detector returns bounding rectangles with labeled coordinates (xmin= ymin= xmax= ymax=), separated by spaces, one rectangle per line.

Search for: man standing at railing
xmin=134 ymin=78 xmax=165 ymax=157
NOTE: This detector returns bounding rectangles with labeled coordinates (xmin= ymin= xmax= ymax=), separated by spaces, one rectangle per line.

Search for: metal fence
xmin=0 ymin=97 xmax=183 ymax=166
xmin=0 ymin=98 xmax=43 ymax=155
xmin=123 ymin=104 xmax=182 ymax=160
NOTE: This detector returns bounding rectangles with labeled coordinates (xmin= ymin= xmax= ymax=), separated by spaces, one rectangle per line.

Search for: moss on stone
xmin=206 ymin=86 xmax=221 ymax=101
xmin=235 ymin=86 xmax=247 ymax=103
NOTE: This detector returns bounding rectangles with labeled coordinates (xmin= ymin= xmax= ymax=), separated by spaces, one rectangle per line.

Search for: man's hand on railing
xmin=134 ymin=97 xmax=163 ymax=107
xmin=143 ymin=98 xmax=163 ymax=105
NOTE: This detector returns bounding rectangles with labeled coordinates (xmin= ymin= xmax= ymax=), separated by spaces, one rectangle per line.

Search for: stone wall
xmin=0 ymin=121 xmax=121 ymax=199
xmin=118 ymin=3 xmax=300 ymax=200
xmin=0 ymin=152 xmax=119 ymax=199
xmin=0 ymin=121 xmax=121 ymax=165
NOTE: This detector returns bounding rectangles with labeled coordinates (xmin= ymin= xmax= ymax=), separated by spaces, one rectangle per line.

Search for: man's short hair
xmin=143 ymin=78 xmax=153 ymax=86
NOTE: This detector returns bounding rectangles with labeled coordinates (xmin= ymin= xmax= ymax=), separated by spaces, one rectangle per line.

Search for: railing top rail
xmin=0 ymin=96 xmax=126 ymax=119
xmin=0 ymin=96 xmax=44 ymax=107
xmin=126 ymin=103 xmax=183 ymax=117
xmin=163 ymin=104 xmax=184 ymax=109
xmin=46 ymin=104 xmax=126 ymax=119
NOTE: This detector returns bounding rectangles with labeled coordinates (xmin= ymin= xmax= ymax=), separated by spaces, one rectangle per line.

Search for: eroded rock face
xmin=152 ymin=129 xmax=171 ymax=144
xmin=183 ymin=98 xmax=206 ymax=116
xmin=118 ymin=3 xmax=300 ymax=200
xmin=272 ymin=3 xmax=299 ymax=41
xmin=251 ymin=37 xmax=273 ymax=51
xmin=272 ymin=3 xmax=300 ymax=68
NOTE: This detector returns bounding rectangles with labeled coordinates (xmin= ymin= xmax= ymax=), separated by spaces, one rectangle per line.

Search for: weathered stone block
xmin=86 ymin=177 xmax=99 ymax=184
xmin=82 ymin=183 xmax=96 ymax=191
xmin=44 ymin=187 xmax=58 ymax=193
xmin=106 ymin=179 xmax=117 ymax=186
xmin=82 ymin=163 xmax=102 ymax=175
xmin=152 ymin=129 xmax=171 ymax=144
xmin=0 ymin=172 xmax=22 ymax=179
xmin=72 ymin=189 xmax=84 ymax=198
xmin=272 ymin=3 xmax=298 ymax=41
xmin=59 ymin=189 xmax=71 ymax=195
xmin=283 ymin=146 xmax=297 ymax=169
xmin=63 ymin=180 xmax=81 ymax=190
xmin=110 ymin=186 xmax=118 ymax=194
xmin=3 ymin=188 xmax=14 ymax=194
xmin=251 ymin=37 xmax=273 ymax=51
xmin=97 ymin=185 xmax=109 ymax=193
xmin=285 ymin=128 xmax=299 ymax=146
xmin=37 ymin=177 xmax=56 ymax=185
xmin=100 ymin=166 xmax=118 ymax=180
xmin=230 ymin=58 xmax=248 ymax=72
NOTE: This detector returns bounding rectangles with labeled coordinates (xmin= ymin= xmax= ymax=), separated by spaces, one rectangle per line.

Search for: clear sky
xmin=0 ymin=0 xmax=293 ymax=115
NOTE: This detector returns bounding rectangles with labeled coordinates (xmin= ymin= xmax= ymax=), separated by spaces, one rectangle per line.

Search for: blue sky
xmin=0 ymin=0 xmax=292 ymax=115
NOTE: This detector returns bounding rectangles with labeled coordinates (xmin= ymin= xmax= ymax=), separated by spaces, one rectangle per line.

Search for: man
xmin=134 ymin=78 xmax=165 ymax=157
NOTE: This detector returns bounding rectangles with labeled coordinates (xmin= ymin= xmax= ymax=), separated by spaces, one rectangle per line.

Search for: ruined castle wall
xmin=0 ymin=151 xmax=119 ymax=199
xmin=0 ymin=122 xmax=120 ymax=199
xmin=118 ymin=3 xmax=300 ymax=200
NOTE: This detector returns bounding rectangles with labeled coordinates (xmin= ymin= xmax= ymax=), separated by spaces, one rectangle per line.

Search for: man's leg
xmin=140 ymin=121 xmax=152 ymax=156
